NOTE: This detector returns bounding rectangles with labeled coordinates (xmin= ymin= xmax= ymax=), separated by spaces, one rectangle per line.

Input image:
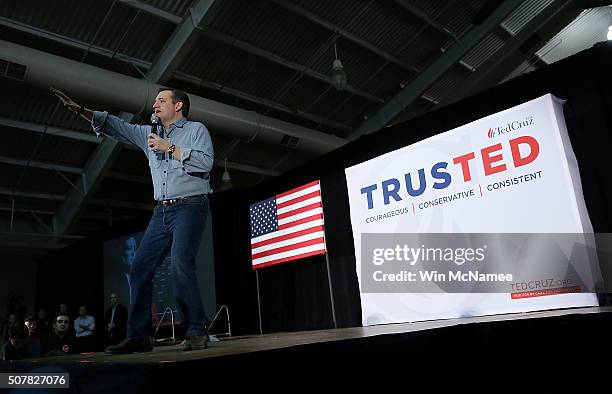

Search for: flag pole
xmin=324 ymin=248 xmax=338 ymax=329
xmin=256 ymin=269 xmax=263 ymax=335
xmin=320 ymin=186 xmax=338 ymax=330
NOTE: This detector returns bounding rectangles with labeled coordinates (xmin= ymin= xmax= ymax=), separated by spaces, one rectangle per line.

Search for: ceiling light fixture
xmin=222 ymin=157 xmax=231 ymax=183
xmin=331 ymin=43 xmax=348 ymax=90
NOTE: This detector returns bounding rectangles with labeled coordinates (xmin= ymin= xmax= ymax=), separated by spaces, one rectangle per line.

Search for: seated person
xmin=24 ymin=315 xmax=42 ymax=357
xmin=74 ymin=305 xmax=95 ymax=353
xmin=25 ymin=316 xmax=40 ymax=338
xmin=36 ymin=308 xmax=52 ymax=336
xmin=1 ymin=324 xmax=38 ymax=360
xmin=41 ymin=313 xmax=75 ymax=356
xmin=2 ymin=313 xmax=18 ymax=344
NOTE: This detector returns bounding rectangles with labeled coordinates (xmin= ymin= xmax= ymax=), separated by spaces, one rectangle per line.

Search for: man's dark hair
xmin=158 ymin=88 xmax=190 ymax=117
xmin=54 ymin=313 xmax=70 ymax=322
xmin=24 ymin=315 xmax=36 ymax=323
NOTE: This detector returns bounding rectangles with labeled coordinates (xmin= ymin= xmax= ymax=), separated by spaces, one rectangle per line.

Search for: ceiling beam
xmin=0 ymin=187 xmax=154 ymax=211
xmin=216 ymin=159 xmax=281 ymax=177
xmin=118 ymin=0 xmax=182 ymax=24
xmin=0 ymin=232 xmax=84 ymax=240
xmin=0 ymin=206 xmax=54 ymax=216
xmin=3 ymin=118 xmax=279 ymax=177
xmin=0 ymin=222 xmax=76 ymax=252
xmin=0 ymin=18 xmax=351 ymax=134
xmin=145 ymin=0 xmax=217 ymax=85
xmin=393 ymin=0 xmax=457 ymax=39
xmin=0 ymin=156 xmax=81 ymax=174
xmin=0 ymin=117 xmax=100 ymax=144
xmin=271 ymin=0 xmax=420 ymax=74
xmin=53 ymin=137 xmax=121 ymax=235
xmin=0 ymin=17 xmax=151 ymax=70
xmin=0 ymin=188 xmax=65 ymax=201
xmin=174 ymin=72 xmax=352 ymax=132
xmin=118 ymin=1 xmax=384 ymax=103
xmin=350 ymin=0 xmax=524 ymax=139
xmin=0 ymin=151 xmax=276 ymax=181
xmin=0 ymin=240 xmax=71 ymax=251
xmin=198 ymin=27 xmax=384 ymax=104
xmin=0 ymin=206 xmax=136 ymax=222
xmin=438 ymin=0 xmax=582 ymax=106
xmin=0 ymin=153 xmax=154 ymax=185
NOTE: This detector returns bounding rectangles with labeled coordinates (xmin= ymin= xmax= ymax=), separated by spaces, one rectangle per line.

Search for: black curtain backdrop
xmin=211 ymin=41 xmax=612 ymax=334
xmin=35 ymin=42 xmax=612 ymax=337
xmin=36 ymin=238 xmax=104 ymax=323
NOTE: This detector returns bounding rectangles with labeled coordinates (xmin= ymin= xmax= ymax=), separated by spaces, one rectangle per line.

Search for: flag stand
xmin=324 ymin=249 xmax=338 ymax=329
xmin=256 ymin=269 xmax=263 ymax=335
xmin=320 ymin=195 xmax=337 ymax=330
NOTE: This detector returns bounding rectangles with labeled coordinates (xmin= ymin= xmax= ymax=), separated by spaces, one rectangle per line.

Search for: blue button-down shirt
xmin=92 ymin=111 xmax=214 ymax=200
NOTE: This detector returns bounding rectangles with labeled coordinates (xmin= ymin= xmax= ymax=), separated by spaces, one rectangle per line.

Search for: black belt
xmin=157 ymin=197 xmax=185 ymax=206
xmin=156 ymin=194 xmax=207 ymax=207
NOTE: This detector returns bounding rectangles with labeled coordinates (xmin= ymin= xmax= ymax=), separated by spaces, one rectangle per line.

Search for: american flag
xmin=250 ymin=180 xmax=326 ymax=269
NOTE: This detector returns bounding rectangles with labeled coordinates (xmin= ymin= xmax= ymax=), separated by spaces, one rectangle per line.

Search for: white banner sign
xmin=345 ymin=94 xmax=599 ymax=326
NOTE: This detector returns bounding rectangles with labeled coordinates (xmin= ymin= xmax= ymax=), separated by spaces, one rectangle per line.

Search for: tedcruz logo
xmin=488 ymin=116 xmax=534 ymax=139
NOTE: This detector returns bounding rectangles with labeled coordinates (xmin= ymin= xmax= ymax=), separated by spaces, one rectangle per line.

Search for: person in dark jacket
xmin=104 ymin=292 xmax=128 ymax=346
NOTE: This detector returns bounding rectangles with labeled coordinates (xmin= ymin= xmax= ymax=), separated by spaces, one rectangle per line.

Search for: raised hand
xmin=50 ymin=87 xmax=81 ymax=113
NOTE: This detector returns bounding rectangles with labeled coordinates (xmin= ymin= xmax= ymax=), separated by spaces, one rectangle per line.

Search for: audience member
xmin=104 ymin=292 xmax=128 ymax=346
xmin=2 ymin=313 xmax=18 ymax=344
xmin=1 ymin=324 xmax=38 ymax=360
xmin=37 ymin=308 xmax=52 ymax=335
xmin=41 ymin=313 xmax=75 ymax=356
xmin=74 ymin=305 xmax=95 ymax=353
xmin=24 ymin=315 xmax=42 ymax=357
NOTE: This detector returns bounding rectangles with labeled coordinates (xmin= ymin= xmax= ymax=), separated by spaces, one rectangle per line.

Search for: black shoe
xmin=183 ymin=335 xmax=208 ymax=351
xmin=105 ymin=337 xmax=153 ymax=354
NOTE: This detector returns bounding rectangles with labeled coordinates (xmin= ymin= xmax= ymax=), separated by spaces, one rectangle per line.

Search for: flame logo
xmin=487 ymin=128 xmax=494 ymax=138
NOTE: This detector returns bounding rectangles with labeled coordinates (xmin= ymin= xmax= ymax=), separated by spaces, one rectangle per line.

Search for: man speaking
xmin=53 ymin=87 xmax=214 ymax=353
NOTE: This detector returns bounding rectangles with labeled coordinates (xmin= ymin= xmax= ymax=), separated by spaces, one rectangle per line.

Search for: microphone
xmin=150 ymin=114 xmax=160 ymax=135
xmin=150 ymin=114 xmax=164 ymax=159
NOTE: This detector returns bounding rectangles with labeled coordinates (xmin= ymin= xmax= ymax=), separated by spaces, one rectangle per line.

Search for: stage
xmin=3 ymin=306 xmax=612 ymax=392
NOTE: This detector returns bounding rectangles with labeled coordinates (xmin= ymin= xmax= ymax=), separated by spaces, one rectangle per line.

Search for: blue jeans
xmin=128 ymin=194 xmax=210 ymax=338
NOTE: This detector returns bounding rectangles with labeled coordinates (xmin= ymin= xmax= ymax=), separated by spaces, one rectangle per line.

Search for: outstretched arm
xmin=51 ymin=87 xmax=149 ymax=151
xmin=51 ymin=87 xmax=94 ymax=122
